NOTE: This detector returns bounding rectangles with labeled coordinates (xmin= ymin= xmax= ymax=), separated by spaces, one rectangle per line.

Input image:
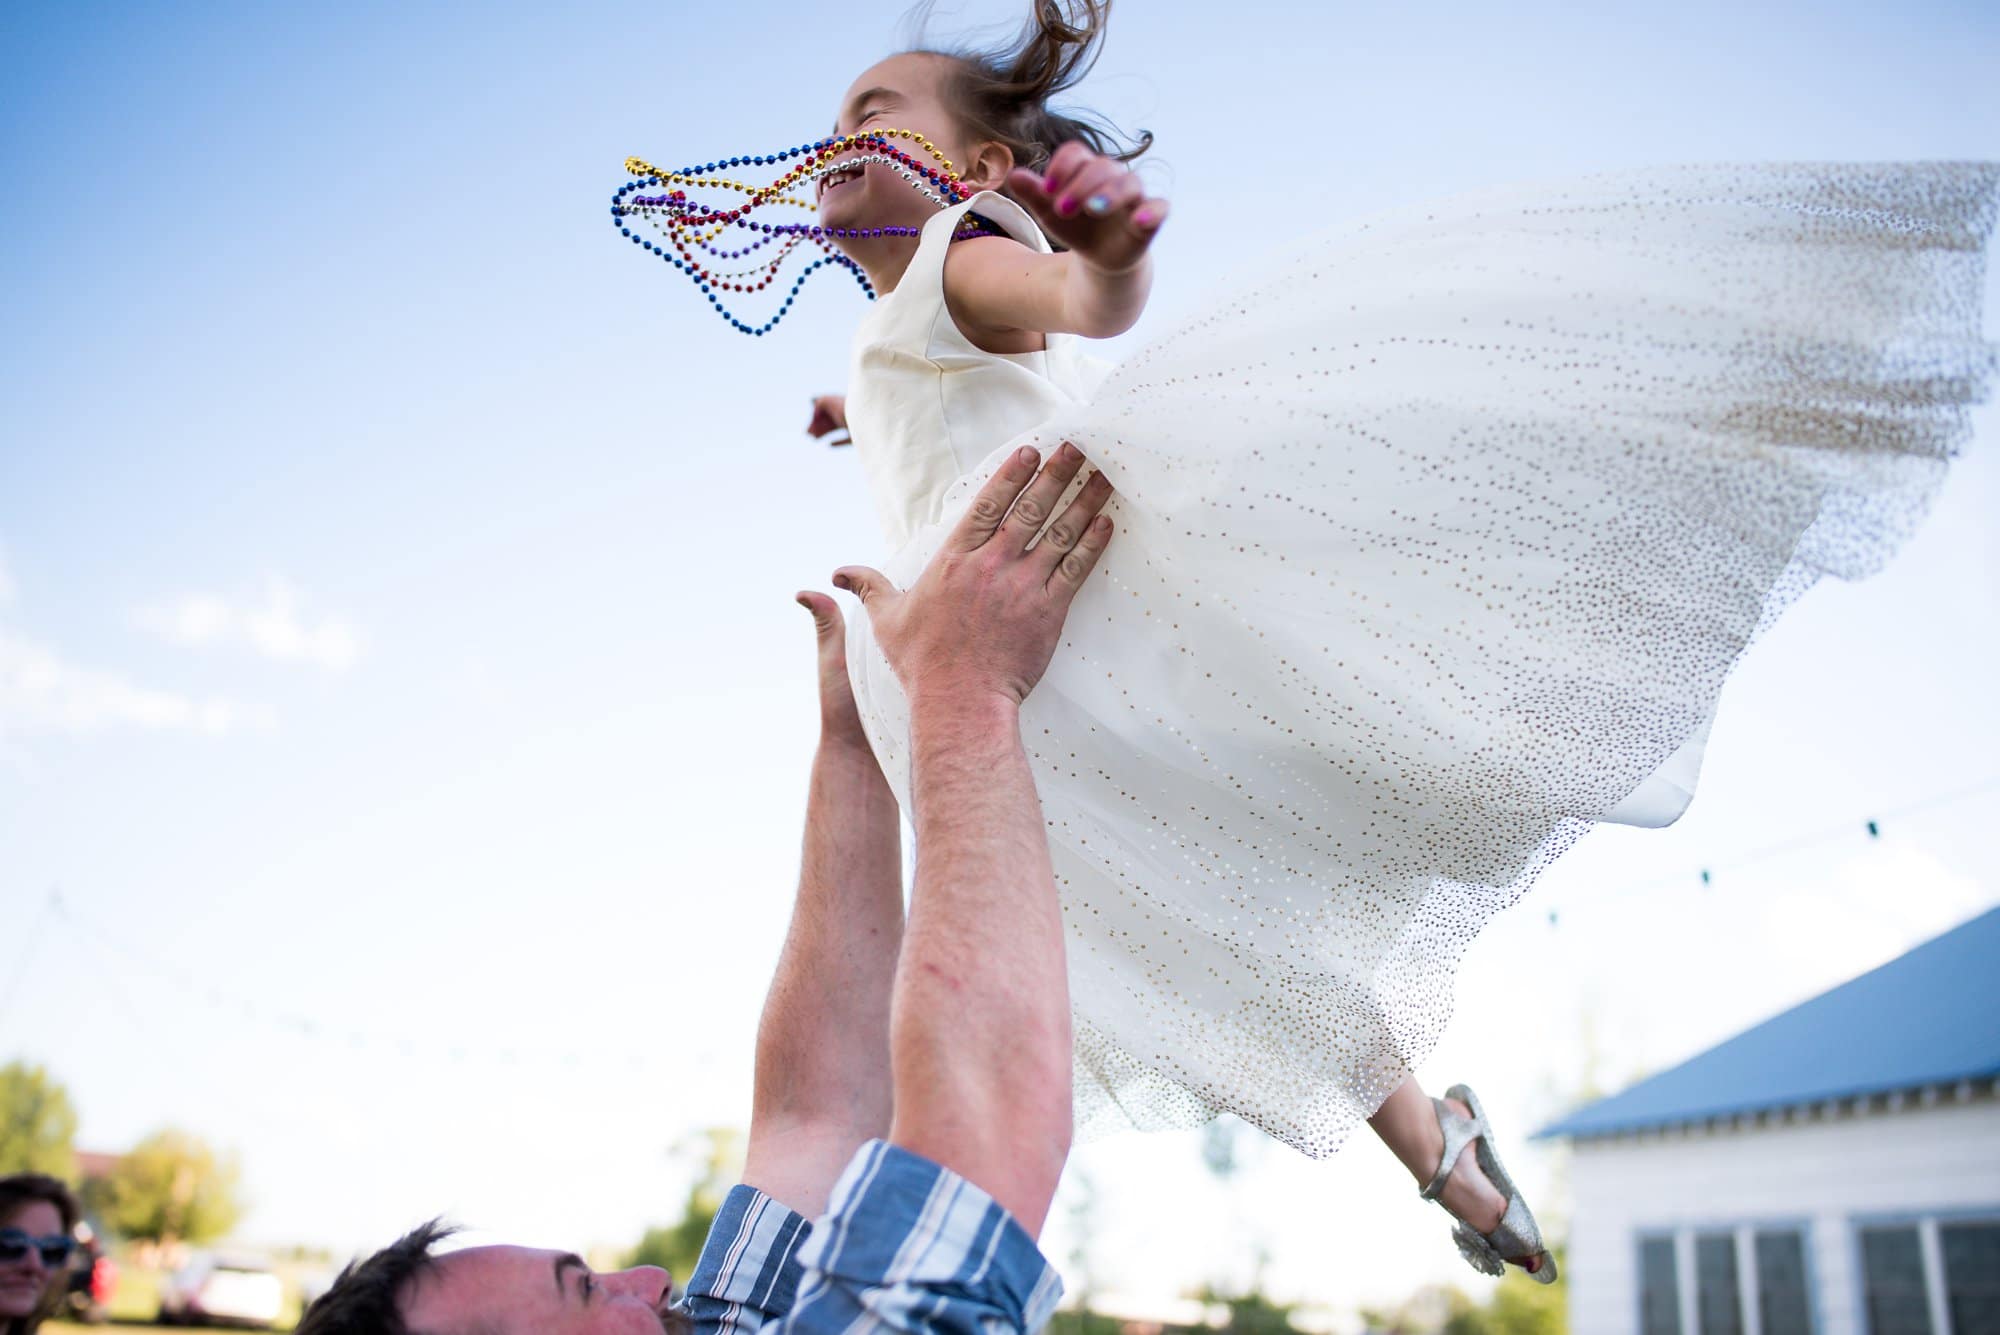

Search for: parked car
xmin=157 ymin=1254 xmax=284 ymax=1328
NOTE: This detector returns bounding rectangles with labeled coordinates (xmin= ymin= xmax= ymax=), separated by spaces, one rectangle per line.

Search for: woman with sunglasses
xmin=0 ymin=1174 xmax=78 ymax=1335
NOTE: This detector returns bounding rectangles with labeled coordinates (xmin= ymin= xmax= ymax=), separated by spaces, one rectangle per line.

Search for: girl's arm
xmin=943 ymin=144 xmax=1170 ymax=349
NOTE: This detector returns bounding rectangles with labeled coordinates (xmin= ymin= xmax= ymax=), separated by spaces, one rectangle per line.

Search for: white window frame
xmin=1850 ymin=1208 xmax=2000 ymax=1335
xmin=1635 ymin=1219 xmax=1820 ymax=1335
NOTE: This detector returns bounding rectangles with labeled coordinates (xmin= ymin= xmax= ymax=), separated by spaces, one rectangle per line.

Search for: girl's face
xmin=0 ymin=1200 xmax=65 ymax=1321
xmin=823 ymin=53 xmax=1007 ymax=237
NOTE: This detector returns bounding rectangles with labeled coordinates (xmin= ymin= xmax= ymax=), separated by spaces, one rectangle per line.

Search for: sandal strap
xmin=1420 ymin=1096 xmax=1485 ymax=1201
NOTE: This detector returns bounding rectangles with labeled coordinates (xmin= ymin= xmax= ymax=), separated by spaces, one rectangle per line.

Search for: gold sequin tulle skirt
xmin=845 ymin=162 xmax=1998 ymax=1156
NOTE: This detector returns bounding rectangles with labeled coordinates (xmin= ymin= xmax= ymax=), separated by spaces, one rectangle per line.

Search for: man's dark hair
xmin=296 ymin=1219 xmax=458 ymax=1335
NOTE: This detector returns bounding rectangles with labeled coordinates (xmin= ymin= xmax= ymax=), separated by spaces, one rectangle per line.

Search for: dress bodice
xmin=843 ymin=191 xmax=1098 ymax=548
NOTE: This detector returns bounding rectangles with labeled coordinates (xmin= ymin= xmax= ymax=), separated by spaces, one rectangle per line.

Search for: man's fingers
xmin=997 ymin=442 xmax=1088 ymax=549
xmin=1049 ymin=510 xmax=1114 ymax=598
xmin=1038 ymin=468 xmax=1116 ymax=578
xmin=946 ymin=446 xmax=1042 ymax=553
xmin=832 ymin=566 xmax=899 ymax=608
xmin=795 ymin=590 xmax=844 ymax=640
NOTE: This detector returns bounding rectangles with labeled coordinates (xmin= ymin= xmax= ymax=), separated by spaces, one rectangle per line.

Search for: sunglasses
xmin=0 ymin=1227 xmax=74 ymax=1267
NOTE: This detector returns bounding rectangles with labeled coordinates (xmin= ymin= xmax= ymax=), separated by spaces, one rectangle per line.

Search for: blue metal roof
xmin=1536 ymin=904 xmax=2000 ymax=1140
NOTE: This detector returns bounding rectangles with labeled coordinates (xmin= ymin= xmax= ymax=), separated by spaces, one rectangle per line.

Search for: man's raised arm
xmin=738 ymin=595 xmax=904 ymax=1220
xmin=833 ymin=443 xmax=1116 ymax=1235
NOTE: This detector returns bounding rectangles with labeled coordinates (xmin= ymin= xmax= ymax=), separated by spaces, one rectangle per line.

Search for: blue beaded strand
xmin=611 ymin=133 xmax=990 ymax=336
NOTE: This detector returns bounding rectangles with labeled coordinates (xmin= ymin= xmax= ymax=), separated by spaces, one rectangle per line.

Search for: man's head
xmin=298 ymin=1220 xmax=687 ymax=1335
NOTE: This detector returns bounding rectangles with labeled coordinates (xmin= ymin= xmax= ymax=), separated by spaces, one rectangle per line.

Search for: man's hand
xmin=833 ymin=442 xmax=1115 ymax=709
xmin=1008 ymin=143 xmax=1169 ymax=275
xmin=807 ymin=394 xmax=850 ymax=447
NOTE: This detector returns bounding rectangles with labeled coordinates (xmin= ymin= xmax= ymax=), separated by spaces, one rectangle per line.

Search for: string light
xmin=1538 ymin=773 xmax=2000 ymax=927
xmin=24 ymin=892 xmax=716 ymax=1075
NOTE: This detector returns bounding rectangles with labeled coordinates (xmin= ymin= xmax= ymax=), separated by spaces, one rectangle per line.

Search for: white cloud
xmin=138 ymin=576 xmax=361 ymax=671
xmin=0 ymin=627 xmax=271 ymax=736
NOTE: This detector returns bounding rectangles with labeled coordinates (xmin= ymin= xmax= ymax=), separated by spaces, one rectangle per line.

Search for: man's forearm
xmin=750 ymin=736 xmax=903 ymax=1135
xmin=888 ymin=691 xmax=1072 ymax=1228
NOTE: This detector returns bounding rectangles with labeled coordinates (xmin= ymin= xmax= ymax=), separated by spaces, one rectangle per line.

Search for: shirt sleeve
xmin=778 ymin=1141 xmax=1064 ymax=1335
xmin=674 ymin=1185 xmax=813 ymax=1335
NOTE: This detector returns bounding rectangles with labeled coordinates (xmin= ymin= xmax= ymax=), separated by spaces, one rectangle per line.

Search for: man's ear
xmin=962 ymin=141 xmax=1015 ymax=193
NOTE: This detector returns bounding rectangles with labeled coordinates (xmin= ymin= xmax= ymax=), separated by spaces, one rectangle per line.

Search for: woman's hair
xmin=0 ymin=1174 xmax=81 ymax=1335
xmin=911 ymin=0 xmax=1151 ymax=180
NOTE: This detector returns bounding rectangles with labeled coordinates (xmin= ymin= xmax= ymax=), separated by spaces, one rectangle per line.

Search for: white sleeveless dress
xmin=841 ymin=168 xmax=1999 ymax=1156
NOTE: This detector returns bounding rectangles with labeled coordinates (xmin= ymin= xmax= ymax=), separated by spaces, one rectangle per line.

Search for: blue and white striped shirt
xmin=677 ymin=1140 xmax=1063 ymax=1335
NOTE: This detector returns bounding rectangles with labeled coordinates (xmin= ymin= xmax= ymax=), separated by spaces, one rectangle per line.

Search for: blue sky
xmin=3 ymin=0 xmax=1997 ymax=1316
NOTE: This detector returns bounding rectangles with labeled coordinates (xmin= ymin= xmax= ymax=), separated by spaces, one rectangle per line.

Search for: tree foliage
xmin=626 ymin=1128 xmax=744 ymax=1280
xmin=1361 ymin=1267 xmax=1567 ymax=1335
xmin=0 ymin=1061 xmax=78 ymax=1179
xmin=101 ymin=1128 xmax=243 ymax=1247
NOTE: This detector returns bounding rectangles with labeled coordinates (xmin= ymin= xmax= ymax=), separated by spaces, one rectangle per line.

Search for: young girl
xmin=653 ymin=0 xmax=1997 ymax=1283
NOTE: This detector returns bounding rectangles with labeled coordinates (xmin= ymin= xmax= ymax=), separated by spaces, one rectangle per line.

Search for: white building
xmin=1536 ymin=905 xmax=2000 ymax=1335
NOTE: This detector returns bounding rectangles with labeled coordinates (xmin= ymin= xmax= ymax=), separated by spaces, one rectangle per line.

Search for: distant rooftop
xmin=1537 ymin=905 xmax=2000 ymax=1141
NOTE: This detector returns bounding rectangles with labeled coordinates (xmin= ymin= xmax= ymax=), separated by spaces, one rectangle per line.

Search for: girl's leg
xmin=1368 ymin=1077 xmax=1545 ymax=1273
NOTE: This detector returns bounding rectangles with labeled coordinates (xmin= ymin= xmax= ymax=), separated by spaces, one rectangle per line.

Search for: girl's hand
xmin=807 ymin=393 xmax=850 ymax=447
xmin=1008 ymin=142 xmax=1169 ymax=274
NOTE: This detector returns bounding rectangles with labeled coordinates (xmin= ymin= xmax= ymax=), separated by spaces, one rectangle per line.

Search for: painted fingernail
xmin=1085 ymin=194 xmax=1112 ymax=216
xmin=1134 ymin=210 xmax=1157 ymax=227
xmin=1056 ymin=195 xmax=1078 ymax=216
xmin=1043 ymin=174 xmax=1059 ymax=192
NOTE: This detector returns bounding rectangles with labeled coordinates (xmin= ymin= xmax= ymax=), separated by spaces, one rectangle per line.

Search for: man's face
xmin=399 ymin=1246 xmax=686 ymax=1335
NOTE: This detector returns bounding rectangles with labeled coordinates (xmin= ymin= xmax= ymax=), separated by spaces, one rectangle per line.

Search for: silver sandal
xmin=1422 ymin=1083 xmax=1558 ymax=1285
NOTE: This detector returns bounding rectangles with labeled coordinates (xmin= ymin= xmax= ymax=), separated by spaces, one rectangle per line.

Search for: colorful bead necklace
xmin=611 ymin=130 xmax=999 ymax=337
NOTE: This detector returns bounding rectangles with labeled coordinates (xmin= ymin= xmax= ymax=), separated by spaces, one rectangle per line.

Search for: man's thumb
xmin=831 ymin=566 xmax=895 ymax=607
xmin=795 ymin=591 xmax=843 ymax=639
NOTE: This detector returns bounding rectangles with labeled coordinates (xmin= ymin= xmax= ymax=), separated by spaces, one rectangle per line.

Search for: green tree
xmin=626 ymin=1128 xmax=744 ymax=1280
xmin=1480 ymin=1263 xmax=1567 ymax=1335
xmin=1197 ymin=1284 xmax=1300 ymax=1335
xmin=0 ymin=1061 xmax=79 ymax=1179
xmin=102 ymin=1128 xmax=243 ymax=1248
xmin=1362 ymin=1266 xmax=1567 ymax=1335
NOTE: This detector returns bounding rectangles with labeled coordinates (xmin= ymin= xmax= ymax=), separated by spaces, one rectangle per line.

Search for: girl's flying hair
xmin=910 ymin=1 xmax=1152 ymax=183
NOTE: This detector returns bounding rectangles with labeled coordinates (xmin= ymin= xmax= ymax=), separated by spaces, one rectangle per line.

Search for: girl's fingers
xmin=1044 ymin=144 xmax=1118 ymax=218
xmin=1132 ymin=196 xmax=1171 ymax=232
xmin=997 ymin=443 xmax=1088 ymax=549
xmin=1065 ymin=160 xmax=1131 ymax=219
xmin=1085 ymin=172 xmax=1145 ymax=221
xmin=1040 ymin=141 xmax=1096 ymax=198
